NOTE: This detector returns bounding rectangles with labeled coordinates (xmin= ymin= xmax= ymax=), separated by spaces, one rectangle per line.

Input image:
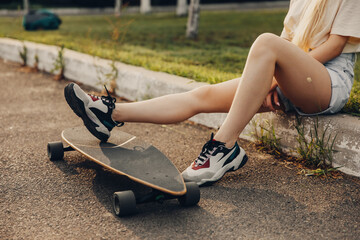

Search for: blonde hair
xmin=292 ymin=0 xmax=328 ymax=52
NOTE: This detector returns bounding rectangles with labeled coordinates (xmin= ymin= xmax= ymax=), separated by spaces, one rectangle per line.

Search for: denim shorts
xmin=276 ymin=53 xmax=356 ymax=116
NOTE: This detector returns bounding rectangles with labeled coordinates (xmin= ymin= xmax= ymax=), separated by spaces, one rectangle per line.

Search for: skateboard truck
xmin=112 ymin=182 xmax=200 ymax=217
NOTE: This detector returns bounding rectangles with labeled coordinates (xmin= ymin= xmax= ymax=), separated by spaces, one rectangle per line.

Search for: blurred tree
xmin=23 ymin=0 xmax=29 ymax=13
xmin=114 ymin=0 xmax=121 ymax=16
xmin=140 ymin=0 xmax=151 ymax=14
xmin=176 ymin=0 xmax=188 ymax=17
xmin=186 ymin=0 xmax=200 ymax=39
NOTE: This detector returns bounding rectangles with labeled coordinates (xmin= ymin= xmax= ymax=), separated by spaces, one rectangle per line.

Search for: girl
xmin=64 ymin=0 xmax=359 ymax=186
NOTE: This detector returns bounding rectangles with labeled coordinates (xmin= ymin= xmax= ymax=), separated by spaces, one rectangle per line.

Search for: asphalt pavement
xmin=1 ymin=59 xmax=360 ymax=239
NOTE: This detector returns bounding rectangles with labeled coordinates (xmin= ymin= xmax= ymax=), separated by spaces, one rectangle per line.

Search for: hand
xmin=263 ymin=88 xmax=280 ymax=112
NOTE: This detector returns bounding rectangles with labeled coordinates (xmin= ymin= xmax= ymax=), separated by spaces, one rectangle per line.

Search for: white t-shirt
xmin=281 ymin=0 xmax=360 ymax=53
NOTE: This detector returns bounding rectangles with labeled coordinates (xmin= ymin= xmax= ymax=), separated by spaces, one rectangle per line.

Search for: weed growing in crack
xmin=295 ymin=115 xmax=338 ymax=171
xmin=51 ymin=45 xmax=65 ymax=81
xmin=251 ymin=116 xmax=341 ymax=178
xmin=19 ymin=43 xmax=27 ymax=66
xmin=251 ymin=119 xmax=283 ymax=158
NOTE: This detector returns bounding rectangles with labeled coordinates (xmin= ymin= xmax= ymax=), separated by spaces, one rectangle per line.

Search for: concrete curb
xmin=0 ymin=37 xmax=359 ymax=177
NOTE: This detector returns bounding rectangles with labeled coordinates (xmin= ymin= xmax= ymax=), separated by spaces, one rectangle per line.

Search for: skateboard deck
xmin=61 ymin=126 xmax=186 ymax=195
xmin=48 ymin=126 xmax=200 ymax=216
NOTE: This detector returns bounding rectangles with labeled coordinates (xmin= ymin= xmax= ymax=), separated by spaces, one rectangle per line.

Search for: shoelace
xmin=195 ymin=133 xmax=224 ymax=166
xmin=88 ymin=85 xmax=124 ymax=127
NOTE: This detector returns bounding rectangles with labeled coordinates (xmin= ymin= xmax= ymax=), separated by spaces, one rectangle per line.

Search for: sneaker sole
xmin=64 ymin=83 xmax=109 ymax=142
xmin=198 ymin=153 xmax=248 ymax=187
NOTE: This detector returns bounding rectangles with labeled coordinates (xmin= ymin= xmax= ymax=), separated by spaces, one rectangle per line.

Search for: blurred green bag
xmin=23 ymin=9 xmax=62 ymax=31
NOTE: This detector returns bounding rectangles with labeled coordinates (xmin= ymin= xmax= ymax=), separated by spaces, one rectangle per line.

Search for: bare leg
xmin=111 ymin=76 xmax=283 ymax=124
xmin=214 ymin=33 xmax=331 ymax=147
xmin=112 ymin=33 xmax=331 ymax=149
xmin=112 ymin=79 xmax=240 ymax=124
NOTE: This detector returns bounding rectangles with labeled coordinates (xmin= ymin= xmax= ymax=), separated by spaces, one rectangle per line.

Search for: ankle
xmin=111 ymin=104 xmax=121 ymax=122
xmin=110 ymin=105 xmax=125 ymax=127
xmin=224 ymin=141 xmax=237 ymax=149
xmin=213 ymin=134 xmax=237 ymax=149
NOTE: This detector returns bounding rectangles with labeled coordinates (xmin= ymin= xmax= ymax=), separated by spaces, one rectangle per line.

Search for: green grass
xmin=0 ymin=10 xmax=286 ymax=83
xmin=342 ymin=79 xmax=360 ymax=115
xmin=0 ymin=10 xmax=359 ymax=113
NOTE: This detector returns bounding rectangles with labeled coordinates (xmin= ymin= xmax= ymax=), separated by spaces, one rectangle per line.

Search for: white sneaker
xmin=182 ymin=134 xmax=248 ymax=186
xmin=64 ymin=83 xmax=123 ymax=142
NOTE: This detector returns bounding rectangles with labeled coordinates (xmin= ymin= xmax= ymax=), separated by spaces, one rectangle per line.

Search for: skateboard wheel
xmin=47 ymin=141 xmax=64 ymax=161
xmin=113 ymin=191 xmax=137 ymax=217
xmin=178 ymin=182 xmax=200 ymax=207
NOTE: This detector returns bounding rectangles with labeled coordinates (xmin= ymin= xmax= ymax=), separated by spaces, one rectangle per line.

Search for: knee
xmin=254 ymin=33 xmax=280 ymax=47
xmin=190 ymin=85 xmax=213 ymax=102
xmin=187 ymin=85 xmax=214 ymax=112
xmin=251 ymin=33 xmax=282 ymax=56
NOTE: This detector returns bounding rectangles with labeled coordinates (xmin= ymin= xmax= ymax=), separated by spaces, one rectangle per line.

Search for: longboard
xmin=47 ymin=126 xmax=200 ymax=216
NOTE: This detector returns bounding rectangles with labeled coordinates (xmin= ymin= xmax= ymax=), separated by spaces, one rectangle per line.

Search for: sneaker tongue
xmin=210 ymin=133 xmax=214 ymax=141
xmin=210 ymin=135 xmax=225 ymax=146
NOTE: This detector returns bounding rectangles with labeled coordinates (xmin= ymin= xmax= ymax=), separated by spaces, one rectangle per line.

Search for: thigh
xmin=272 ymin=37 xmax=332 ymax=113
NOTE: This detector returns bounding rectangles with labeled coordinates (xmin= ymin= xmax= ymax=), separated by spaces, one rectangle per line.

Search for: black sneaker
xmin=182 ymin=133 xmax=248 ymax=186
xmin=64 ymin=83 xmax=123 ymax=142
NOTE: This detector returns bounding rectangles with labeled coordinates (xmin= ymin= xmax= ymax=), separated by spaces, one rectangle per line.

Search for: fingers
xmin=263 ymin=92 xmax=275 ymax=111
xmin=273 ymin=90 xmax=280 ymax=108
xmin=263 ymin=90 xmax=280 ymax=112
